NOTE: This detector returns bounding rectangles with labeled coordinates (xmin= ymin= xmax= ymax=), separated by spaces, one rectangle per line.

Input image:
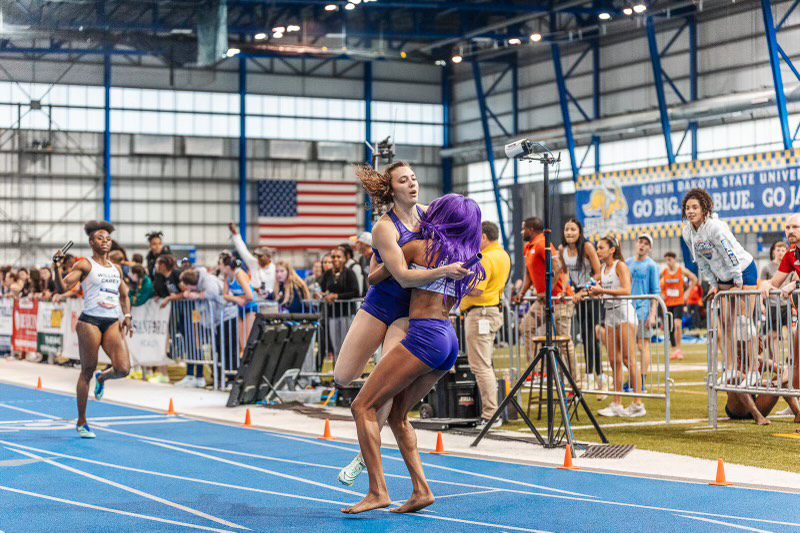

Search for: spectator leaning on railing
xmin=146 ymin=231 xmax=171 ymax=277
xmin=154 ymin=255 xmax=182 ymax=303
xmin=128 ymin=265 xmax=155 ymax=307
xmin=273 ymin=261 xmax=311 ymax=313
xmin=174 ymin=267 xmax=226 ymax=388
xmin=338 ymin=242 xmax=363 ymax=298
xmin=227 ymin=222 xmax=275 ymax=300
xmin=320 ymin=247 xmax=360 ymax=358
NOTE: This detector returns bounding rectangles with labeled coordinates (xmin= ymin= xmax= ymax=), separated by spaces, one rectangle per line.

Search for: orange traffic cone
xmin=429 ymin=432 xmax=447 ymax=455
xmin=558 ymin=444 xmax=580 ymax=470
xmin=244 ymin=409 xmax=252 ymax=428
xmin=709 ymin=458 xmax=732 ymax=486
xmin=167 ymin=398 xmax=176 ymax=416
xmin=36 ymin=377 xmax=43 ymax=390
xmin=319 ymin=419 xmax=335 ymax=440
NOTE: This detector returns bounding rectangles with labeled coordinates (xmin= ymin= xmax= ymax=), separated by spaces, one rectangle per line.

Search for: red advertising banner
xmin=12 ymin=298 xmax=38 ymax=353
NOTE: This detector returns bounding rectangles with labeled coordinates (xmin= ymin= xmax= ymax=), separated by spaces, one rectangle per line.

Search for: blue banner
xmin=577 ymin=164 xmax=800 ymax=237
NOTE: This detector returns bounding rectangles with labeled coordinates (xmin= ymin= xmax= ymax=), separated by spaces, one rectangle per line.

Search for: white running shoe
xmin=776 ymin=406 xmax=793 ymax=416
xmin=598 ymin=403 xmax=627 ymax=417
xmin=194 ymin=376 xmax=207 ymax=388
xmin=624 ymin=403 xmax=647 ymax=418
xmin=337 ymin=454 xmax=367 ymax=486
xmin=175 ymin=375 xmax=196 ymax=388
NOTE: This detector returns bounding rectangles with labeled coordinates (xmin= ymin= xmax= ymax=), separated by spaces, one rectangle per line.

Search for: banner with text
xmin=12 ymin=299 xmax=38 ymax=353
xmin=0 ymin=299 xmax=13 ymax=353
xmin=576 ymin=149 xmax=800 ymax=238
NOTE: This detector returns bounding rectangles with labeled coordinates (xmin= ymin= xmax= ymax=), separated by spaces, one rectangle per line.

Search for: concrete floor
xmin=3 ymin=356 xmax=799 ymax=493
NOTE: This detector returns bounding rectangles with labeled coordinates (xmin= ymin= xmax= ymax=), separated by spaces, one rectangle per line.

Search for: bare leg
xmin=97 ymin=323 xmax=131 ymax=383
xmin=387 ymin=371 xmax=445 ymax=514
xmin=624 ymin=324 xmax=642 ymax=402
xmin=342 ymin=344 xmax=432 ymax=514
xmin=606 ymin=326 xmax=622 ymax=405
xmin=734 ymin=393 xmax=770 ymax=425
xmin=76 ymin=322 xmax=102 ymax=426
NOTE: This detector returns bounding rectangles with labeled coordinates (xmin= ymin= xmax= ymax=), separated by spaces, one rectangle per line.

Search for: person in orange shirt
xmin=512 ymin=217 xmax=575 ymax=373
xmin=686 ymin=281 xmax=704 ymax=329
xmin=660 ymin=252 xmax=697 ymax=361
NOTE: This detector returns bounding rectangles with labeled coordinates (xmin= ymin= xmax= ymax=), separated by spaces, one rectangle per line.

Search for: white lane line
xmin=0 ymin=484 xmax=234 ymax=533
xmin=5 ymin=447 xmax=249 ymax=531
xmin=0 ymin=403 xmax=60 ymax=419
xmin=0 ymin=440 xmax=605 ymax=508
xmin=675 ymin=514 xmax=774 ymax=532
xmin=435 ymin=489 xmax=502 ymax=500
xmin=142 ymin=440 xmax=364 ymax=497
xmin=92 ymin=419 xmax=192 ymax=428
xmin=96 ymin=425 xmax=592 ymax=498
xmin=1 ymin=441 xmax=358 ymax=507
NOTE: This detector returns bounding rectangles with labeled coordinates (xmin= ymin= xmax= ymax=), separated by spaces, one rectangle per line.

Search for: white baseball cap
xmin=357 ymin=232 xmax=372 ymax=246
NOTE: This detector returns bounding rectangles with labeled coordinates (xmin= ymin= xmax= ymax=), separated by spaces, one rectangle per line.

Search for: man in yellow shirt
xmin=460 ymin=221 xmax=512 ymax=429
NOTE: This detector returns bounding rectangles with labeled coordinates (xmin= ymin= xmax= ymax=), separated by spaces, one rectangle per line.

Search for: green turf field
xmin=494 ymin=338 xmax=800 ymax=473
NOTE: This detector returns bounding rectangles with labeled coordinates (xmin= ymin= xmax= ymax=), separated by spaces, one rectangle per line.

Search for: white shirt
xmin=231 ymin=234 xmax=275 ymax=298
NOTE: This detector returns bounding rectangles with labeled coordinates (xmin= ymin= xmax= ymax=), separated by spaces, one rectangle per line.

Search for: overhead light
xmin=530 ymin=32 xmax=542 ymax=42
xmin=350 ymin=0 xmax=362 ymax=4
xmin=400 ymin=51 xmax=407 ymax=59
xmin=508 ymin=38 xmax=522 ymax=45
xmin=345 ymin=2 xmax=356 ymax=10
xmin=322 ymin=46 xmax=329 ymax=51
xmin=623 ymin=7 xmax=633 ymax=15
xmin=598 ymin=12 xmax=611 ymax=20
xmin=451 ymin=54 xmax=462 ymax=64
xmin=324 ymin=4 xmax=338 ymax=11
xmin=435 ymin=59 xmax=447 ymax=66
xmin=272 ymin=32 xmax=284 ymax=39
xmin=272 ymin=26 xmax=285 ymax=33
xmin=225 ymin=48 xmax=240 ymax=57
xmin=633 ymin=3 xmax=647 ymax=13
xmin=254 ymin=32 xmax=267 ymax=40
xmin=287 ymin=25 xmax=300 ymax=32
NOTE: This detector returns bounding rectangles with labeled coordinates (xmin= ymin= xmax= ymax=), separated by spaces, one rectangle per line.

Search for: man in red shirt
xmin=513 ymin=217 xmax=574 ymax=370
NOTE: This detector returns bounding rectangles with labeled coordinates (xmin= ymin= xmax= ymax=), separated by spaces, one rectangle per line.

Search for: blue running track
xmin=0 ymin=382 xmax=798 ymax=532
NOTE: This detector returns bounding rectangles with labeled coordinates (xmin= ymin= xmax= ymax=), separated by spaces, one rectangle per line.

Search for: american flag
xmin=257 ymin=179 xmax=359 ymax=250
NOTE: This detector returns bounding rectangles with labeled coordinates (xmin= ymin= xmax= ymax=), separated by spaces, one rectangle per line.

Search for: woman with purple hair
xmin=341 ymin=194 xmax=485 ymax=515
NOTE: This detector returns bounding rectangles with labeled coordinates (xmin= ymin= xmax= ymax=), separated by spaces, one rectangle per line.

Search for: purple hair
xmin=419 ymin=193 xmax=486 ymax=304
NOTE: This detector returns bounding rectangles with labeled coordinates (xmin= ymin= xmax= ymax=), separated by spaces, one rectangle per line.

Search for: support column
xmin=238 ymin=56 xmax=248 ymax=240
xmin=103 ymin=52 xmax=112 ymax=222
xmin=689 ymin=14 xmax=698 ymax=160
xmin=760 ymin=0 xmax=793 ymax=150
xmin=551 ymin=42 xmax=579 ymax=180
xmin=471 ymin=59 xmax=509 ymax=248
xmin=364 ymin=61 xmax=374 ymax=230
xmin=646 ymin=16 xmax=675 ymax=164
xmin=442 ymin=64 xmax=453 ymax=195
xmin=592 ymin=38 xmax=601 ymax=173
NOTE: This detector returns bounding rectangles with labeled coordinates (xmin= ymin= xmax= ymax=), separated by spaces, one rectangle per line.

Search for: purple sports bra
xmin=373 ymin=206 xmax=424 ymax=264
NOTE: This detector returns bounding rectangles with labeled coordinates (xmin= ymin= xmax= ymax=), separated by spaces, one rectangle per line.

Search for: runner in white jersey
xmin=54 ymin=220 xmax=133 ymax=439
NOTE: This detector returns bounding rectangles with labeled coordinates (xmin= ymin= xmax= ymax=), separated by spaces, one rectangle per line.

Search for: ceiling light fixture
xmin=598 ymin=12 xmax=611 ymax=20
xmin=324 ymin=4 xmax=338 ymax=11
xmin=508 ymin=37 xmax=522 ymax=45
xmin=345 ymin=2 xmax=356 ymax=10
xmin=225 ymin=48 xmax=240 ymax=57
xmin=287 ymin=25 xmax=300 ymax=32
xmin=254 ymin=32 xmax=267 ymax=40
xmin=530 ymin=32 xmax=542 ymax=42
xmin=633 ymin=3 xmax=647 ymax=13
xmin=623 ymin=7 xmax=633 ymax=15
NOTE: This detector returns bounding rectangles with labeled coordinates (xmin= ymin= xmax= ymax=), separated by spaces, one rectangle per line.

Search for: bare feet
xmin=755 ymin=416 xmax=771 ymax=426
xmin=391 ymin=491 xmax=435 ymax=514
xmin=794 ymin=414 xmax=800 ymax=424
xmin=341 ymin=492 xmax=392 ymax=514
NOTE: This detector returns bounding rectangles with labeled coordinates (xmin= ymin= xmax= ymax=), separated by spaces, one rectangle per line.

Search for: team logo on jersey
xmin=695 ymin=240 xmax=714 ymax=260
xmin=582 ymin=182 xmax=628 ymax=236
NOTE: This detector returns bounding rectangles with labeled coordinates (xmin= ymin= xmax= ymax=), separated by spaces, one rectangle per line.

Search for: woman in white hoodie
xmin=681 ymin=188 xmax=758 ymax=381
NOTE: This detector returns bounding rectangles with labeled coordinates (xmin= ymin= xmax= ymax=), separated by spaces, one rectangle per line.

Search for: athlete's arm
xmin=372 ymin=220 xmax=467 ymax=289
xmin=53 ymin=258 xmax=88 ymax=294
xmin=368 ymin=264 xmax=389 ymax=285
xmin=116 ymin=265 xmax=134 ymax=337
xmin=228 ymin=223 xmax=258 ymax=272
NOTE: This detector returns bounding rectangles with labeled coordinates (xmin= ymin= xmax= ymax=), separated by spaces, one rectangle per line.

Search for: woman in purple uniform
xmin=341 ymin=194 xmax=484 ymax=515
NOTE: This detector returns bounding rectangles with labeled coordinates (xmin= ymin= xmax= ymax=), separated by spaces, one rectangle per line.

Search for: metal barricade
xmin=511 ymin=294 xmax=673 ymax=421
xmin=312 ymin=298 xmax=362 ymax=368
xmin=707 ymin=289 xmax=800 ymax=429
xmin=168 ymin=299 xmax=219 ymax=389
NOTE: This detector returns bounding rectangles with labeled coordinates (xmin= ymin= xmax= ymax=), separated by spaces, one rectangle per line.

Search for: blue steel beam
xmin=551 ymin=42 xmax=579 ymax=180
xmin=645 ymin=16 xmax=675 ymax=164
xmin=512 ymin=54 xmax=519 ymax=187
xmin=103 ymin=51 xmax=112 ymax=222
xmin=364 ymin=61 xmax=373 ymax=231
xmin=689 ymin=14 xmax=698 ymax=160
xmin=592 ymin=37 xmax=600 ymax=173
xmin=471 ymin=59 xmax=509 ymax=248
xmin=238 ymin=56 xmax=248 ymax=240
xmin=761 ymin=0 xmax=793 ymax=150
xmin=442 ymin=63 xmax=453 ymax=195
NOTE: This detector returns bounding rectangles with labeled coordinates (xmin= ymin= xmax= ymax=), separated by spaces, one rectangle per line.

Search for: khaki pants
xmin=465 ymin=306 xmax=503 ymax=420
